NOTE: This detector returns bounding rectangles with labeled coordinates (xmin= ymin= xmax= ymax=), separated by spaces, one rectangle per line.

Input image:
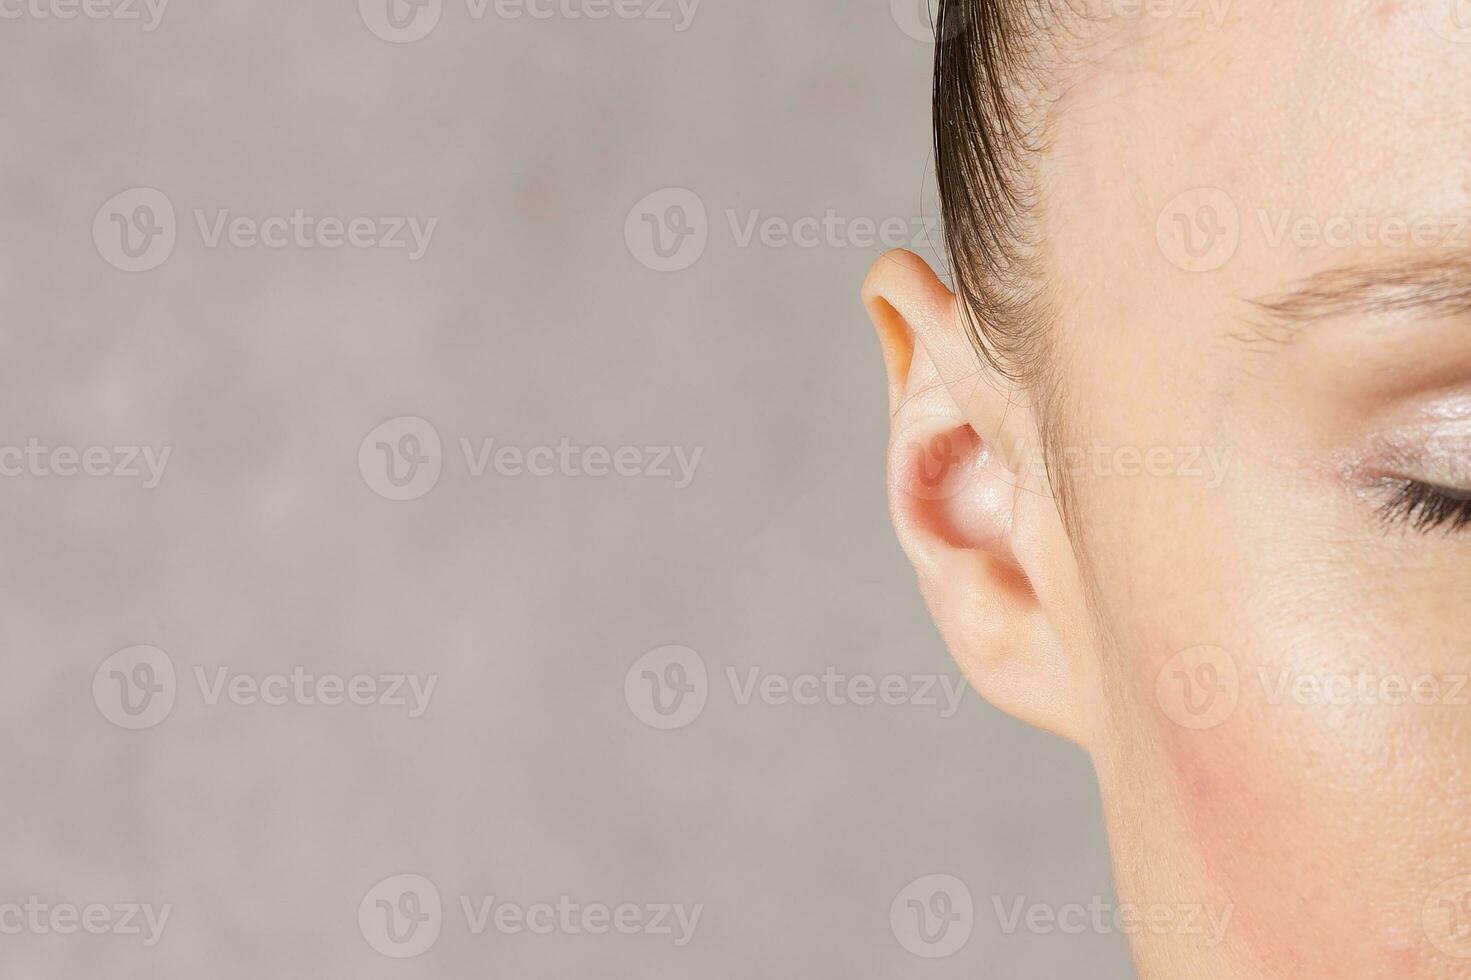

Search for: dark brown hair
xmin=933 ymin=0 xmax=1065 ymax=388
xmin=933 ymin=0 xmax=1096 ymax=531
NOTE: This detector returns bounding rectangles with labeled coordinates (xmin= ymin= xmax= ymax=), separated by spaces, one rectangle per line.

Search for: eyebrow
xmin=1248 ymin=253 xmax=1471 ymax=336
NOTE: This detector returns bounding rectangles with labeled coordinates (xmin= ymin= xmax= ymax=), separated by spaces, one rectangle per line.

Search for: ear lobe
xmin=863 ymin=250 xmax=1085 ymax=746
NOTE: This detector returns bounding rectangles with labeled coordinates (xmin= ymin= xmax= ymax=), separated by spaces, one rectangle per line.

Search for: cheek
xmin=1144 ymin=634 xmax=1471 ymax=976
xmin=1154 ymin=699 xmax=1385 ymax=972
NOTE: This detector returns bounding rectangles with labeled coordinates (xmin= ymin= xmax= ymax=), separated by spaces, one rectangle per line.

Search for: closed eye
xmin=1379 ymin=480 xmax=1471 ymax=534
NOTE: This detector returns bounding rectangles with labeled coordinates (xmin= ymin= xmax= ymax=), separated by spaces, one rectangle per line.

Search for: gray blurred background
xmin=0 ymin=0 xmax=1130 ymax=975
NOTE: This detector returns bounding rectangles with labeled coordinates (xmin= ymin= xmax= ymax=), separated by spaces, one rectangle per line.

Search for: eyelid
xmin=1360 ymin=418 xmax=1471 ymax=489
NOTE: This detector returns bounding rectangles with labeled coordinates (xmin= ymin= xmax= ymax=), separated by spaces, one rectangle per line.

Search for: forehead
xmin=1037 ymin=0 xmax=1471 ymax=400
xmin=1044 ymin=0 xmax=1471 ymax=253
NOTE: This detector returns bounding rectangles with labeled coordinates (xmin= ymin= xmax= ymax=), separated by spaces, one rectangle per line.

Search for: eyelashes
xmin=1379 ymin=480 xmax=1471 ymax=533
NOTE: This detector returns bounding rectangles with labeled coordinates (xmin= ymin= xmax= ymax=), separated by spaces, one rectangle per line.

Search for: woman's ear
xmin=862 ymin=249 xmax=1088 ymax=747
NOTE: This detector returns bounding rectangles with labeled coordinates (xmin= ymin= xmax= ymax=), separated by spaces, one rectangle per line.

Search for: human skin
xmin=863 ymin=2 xmax=1471 ymax=977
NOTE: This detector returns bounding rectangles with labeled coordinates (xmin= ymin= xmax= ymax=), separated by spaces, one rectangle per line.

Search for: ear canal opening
xmin=894 ymin=421 xmax=991 ymax=550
